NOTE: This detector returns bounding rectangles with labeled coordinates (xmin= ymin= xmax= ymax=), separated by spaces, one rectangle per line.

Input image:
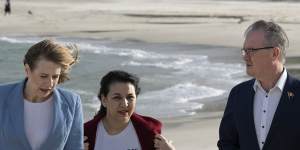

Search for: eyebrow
xmin=111 ymin=93 xmax=135 ymax=96
xmin=111 ymin=93 xmax=122 ymax=96
xmin=40 ymin=73 xmax=60 ymax=76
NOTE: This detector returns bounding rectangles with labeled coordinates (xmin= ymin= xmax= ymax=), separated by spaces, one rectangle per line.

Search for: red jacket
xmin=84 ymin=113 xmax=162 ymax=150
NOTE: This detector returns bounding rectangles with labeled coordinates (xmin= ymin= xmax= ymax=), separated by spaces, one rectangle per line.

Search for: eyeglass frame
xmin=241 ymin=46 xmax=274 ymax=56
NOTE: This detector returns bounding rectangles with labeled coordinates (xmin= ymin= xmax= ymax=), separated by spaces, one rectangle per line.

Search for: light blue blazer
xmin=0 ymin=79 xmax=84 ymax=150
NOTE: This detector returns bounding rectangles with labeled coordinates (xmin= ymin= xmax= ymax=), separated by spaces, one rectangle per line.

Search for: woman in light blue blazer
xmin=0 ymin=39 xmax=84 ymax=150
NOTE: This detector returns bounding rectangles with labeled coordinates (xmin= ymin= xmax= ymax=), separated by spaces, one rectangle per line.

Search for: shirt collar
xmin=253 ymin=68 xmax=287 ymax=92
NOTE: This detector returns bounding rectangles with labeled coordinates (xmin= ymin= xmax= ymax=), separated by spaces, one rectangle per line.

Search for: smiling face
xmin=243 ymin=30 xmax=274 ymax=79
xmin=101 ymin=82 xmax=137 ymax=124
xmin=24 ymin=58 xmax=61 ymax=101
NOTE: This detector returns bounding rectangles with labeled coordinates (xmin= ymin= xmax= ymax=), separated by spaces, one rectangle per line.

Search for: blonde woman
xmin=0 ymin=39 xmax=83 ymax=150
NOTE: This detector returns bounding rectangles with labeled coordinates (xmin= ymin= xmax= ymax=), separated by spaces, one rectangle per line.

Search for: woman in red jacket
xmin=84 ymin=70 xmax=175 ymax=150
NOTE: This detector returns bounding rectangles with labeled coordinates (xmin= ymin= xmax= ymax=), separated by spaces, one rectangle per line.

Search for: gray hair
xmin=245 ymin=20 xmax=289 ymax=64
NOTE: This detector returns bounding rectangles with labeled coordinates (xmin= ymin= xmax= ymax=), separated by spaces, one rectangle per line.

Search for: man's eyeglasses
xmin=241 ymin=46 xmax=274 ymax=56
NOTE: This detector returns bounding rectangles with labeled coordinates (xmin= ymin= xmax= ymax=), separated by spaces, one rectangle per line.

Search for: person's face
xmin=25 ymin=59 xmax=61 ymax=100
xmin=101 ymin=82 xmax=137 ymax=124
xmin=242 ymin=31 xmax=274 ymax=78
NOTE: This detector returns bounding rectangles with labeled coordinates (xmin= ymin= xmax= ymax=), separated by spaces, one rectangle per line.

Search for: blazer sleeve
xmin=217 ymin=86 xmax=240 ymax=150
xmin=64 ymin=95 xmax=84 ymax=150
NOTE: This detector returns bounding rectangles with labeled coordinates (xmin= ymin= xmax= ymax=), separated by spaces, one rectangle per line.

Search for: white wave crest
xmin=140 ymin=82 xmax=225 ymax=102
xmin=0 ymin=37 xmax=38 ymax=44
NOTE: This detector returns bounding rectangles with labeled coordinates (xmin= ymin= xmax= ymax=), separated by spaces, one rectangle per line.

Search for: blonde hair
xmin=23 ymin=39 xmax=79 ymax=83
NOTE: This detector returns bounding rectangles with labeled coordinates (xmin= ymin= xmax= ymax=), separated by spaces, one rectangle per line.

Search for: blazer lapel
xmin=246 ymin=80 xmax=261 ymax=150
xmin=263 ymin=74 xmax=293 ymax=150
xmin=40 ymin=88 xmax=67 ymax=150
xmin=6 ymin=80 xmax=31 ymax=150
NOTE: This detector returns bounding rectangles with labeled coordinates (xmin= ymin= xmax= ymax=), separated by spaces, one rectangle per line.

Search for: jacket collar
xmin=246 ymin=79 xmax=261 ymax=150
xmin=253 ymin=68 xmax=287 ymax=93
xmin=40 ymin=87 xmax=68 ymax=149
xmin=7 ymin=79 xmax=31 ymax=150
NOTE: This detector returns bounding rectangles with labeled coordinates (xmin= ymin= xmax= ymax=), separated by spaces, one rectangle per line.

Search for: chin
xmin=42 ymin=93 xmax=51 ymax=98
xmin=39 ymin=94 xmax=52 ymax=101
xmin=118 ymin=117 xmax=130 ymax=123
xmin=246 ymin=68 xmax=254 ymax=77
xmin=246 ymin=71 xmax=253 ymax=77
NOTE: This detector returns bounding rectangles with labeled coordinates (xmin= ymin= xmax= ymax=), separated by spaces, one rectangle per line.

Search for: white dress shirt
xmin=253 ymin=69 xmax=287 ymax=150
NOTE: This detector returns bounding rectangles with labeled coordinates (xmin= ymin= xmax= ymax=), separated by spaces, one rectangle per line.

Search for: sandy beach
xmin=1 ymin=0 xmax=300 ymax=149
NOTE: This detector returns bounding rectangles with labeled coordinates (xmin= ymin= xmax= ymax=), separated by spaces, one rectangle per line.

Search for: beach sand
xmin=1 ymin=0 xmax=300 ymax=149
xmin=161 ymin=111 xmax=223 ymax=149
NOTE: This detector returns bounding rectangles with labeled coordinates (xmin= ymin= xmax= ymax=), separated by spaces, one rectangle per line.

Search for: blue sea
xmin=0 ymin=36 xmax=247 ymax=120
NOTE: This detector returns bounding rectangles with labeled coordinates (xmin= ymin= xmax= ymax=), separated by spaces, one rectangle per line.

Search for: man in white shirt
xmin=218 ymin=20 xmax=300 ymax=150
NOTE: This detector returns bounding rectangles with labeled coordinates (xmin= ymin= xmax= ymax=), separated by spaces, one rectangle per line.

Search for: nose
xmin=242 ymin=52 xmax=250 ymax=62
xmin=46 ymin=77 xmax=54 ymax=88
xmin=120 ymin=98 xmax=129 ymax=107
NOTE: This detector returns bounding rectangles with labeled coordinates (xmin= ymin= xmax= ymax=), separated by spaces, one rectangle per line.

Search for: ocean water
xmin=0 ymin=36 xmax=247 ymax=120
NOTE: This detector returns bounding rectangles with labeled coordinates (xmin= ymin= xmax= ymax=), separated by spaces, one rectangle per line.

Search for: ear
xmin=24 ymin=64 xmax=31 ymax=77
xmin=272 ymin=47 xmax=280 ymax=61
xmin=101 ymin=94 xmax=107 ymax=108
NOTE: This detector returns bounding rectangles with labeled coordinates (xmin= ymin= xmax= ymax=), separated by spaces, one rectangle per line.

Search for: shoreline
xmin=1 ymin=0 xmax=300 ymax=56
xmin=161 ymin=111 xmax=223 ymax=150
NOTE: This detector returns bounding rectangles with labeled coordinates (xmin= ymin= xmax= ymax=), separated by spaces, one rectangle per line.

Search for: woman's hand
xmin=154 ymin=134 xmax=176 ymax=150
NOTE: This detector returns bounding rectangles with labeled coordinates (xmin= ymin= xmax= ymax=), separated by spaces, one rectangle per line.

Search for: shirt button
xmin=265 ymin=95 xmax=268 ymax=98
xmin=262 ymin=126 xmax=265 ymax=128
xmin=262 ymin=142 xmax=265 ymax=144
xmin=263 ymin=110 xmax=266 ymax=113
